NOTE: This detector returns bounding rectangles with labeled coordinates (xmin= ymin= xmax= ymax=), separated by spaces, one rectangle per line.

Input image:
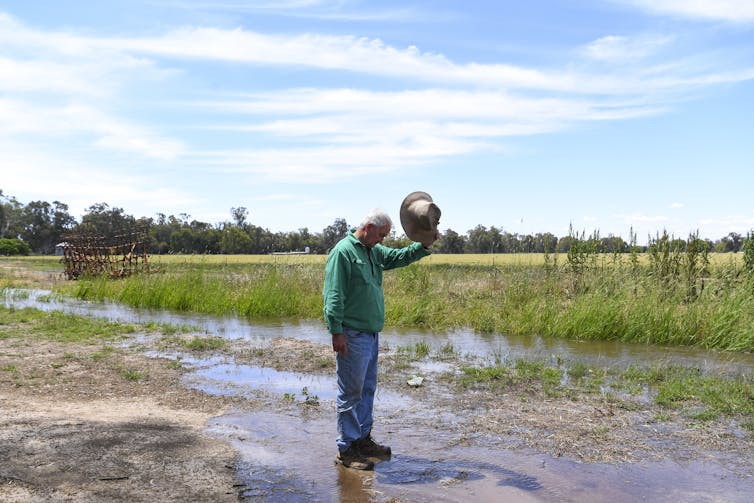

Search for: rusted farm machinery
xmin=60 ymin=231 xmax=150 ymax=280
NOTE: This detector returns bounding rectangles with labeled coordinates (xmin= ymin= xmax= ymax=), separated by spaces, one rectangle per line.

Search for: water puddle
xmin=4 ymin=289 xmax=754 ymax=501
xmin=183 ymin=361 xmax=411 ymax=408
xmin=192 ymin=363 xmax=336 ymax=401
xmin=209 ymin=409 xmax=753 ymax=502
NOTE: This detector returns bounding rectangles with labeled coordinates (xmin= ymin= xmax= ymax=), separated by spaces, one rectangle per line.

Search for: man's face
xmin=364 ymin=224 xmax=391 ymax=248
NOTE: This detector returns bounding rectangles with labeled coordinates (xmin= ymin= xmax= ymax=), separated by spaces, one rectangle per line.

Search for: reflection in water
xmin=336 ymin=467 xmax=376 ymax=503
xmin=192 ymin=363 xmax=338 ymax=401
xmin=212 ymin=410 xmax=550 ymax=503
xmin=377 ymin=454 xmax=542 ymax=492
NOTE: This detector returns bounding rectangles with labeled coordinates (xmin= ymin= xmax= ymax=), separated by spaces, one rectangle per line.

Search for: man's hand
xmin=332 ymin=333 xmax=348 ymax=356
xmin=421 ymin=230 xmax=440 ymax=249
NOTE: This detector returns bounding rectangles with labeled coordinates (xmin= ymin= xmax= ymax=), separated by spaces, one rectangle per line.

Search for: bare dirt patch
xmin=0 ymin=337 xmax=247 ymax=502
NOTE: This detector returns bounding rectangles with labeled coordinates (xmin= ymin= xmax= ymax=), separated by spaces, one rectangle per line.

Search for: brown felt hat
xmin=400 ymin=191 xmax=441 ymax=243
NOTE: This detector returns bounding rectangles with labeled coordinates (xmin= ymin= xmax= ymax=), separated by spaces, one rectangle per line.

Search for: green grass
xmin=414 ymin=340 xmax=430 ymax=358
xmin=456 ymin=357 xmax=754 ymax=422
xmin=459 ymin=365 xmax=510 ymax=386
xmin=0 ymin=306 xmax=134 ymax=344
xmin=395 ymin=340 xmax=432 ymax=361
xmin=183 ymin=336 xmax=226 ymax=351
xmin=91 ymin=346 xmax=115 ymax=361
xmin=0 ymin=305 xmax=188 ymax=345
xmin=566 ymin=361 xmax=591 ymax=380
xmin=159 ymin=335 xmax=227 ymax=351
xmin=653 ymin=372 xmax=754 ymax=420
xmin=121 ymin=368 xmax=147 ymax=381
xmin=439 ymin=342 xmax=456 ymax=357
xmin=58 ymin=263 xmax=323 ymax=320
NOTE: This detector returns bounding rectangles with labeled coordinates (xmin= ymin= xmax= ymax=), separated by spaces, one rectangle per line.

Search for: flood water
xmin=5 ymin=288 xmax=754 ymax=373
xmin=4 ymin=289 xmax=754 ymax=501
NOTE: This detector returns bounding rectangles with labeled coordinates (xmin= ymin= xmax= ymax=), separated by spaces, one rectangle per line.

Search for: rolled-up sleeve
xmin=378 ymin=242 xmax=430 ymax=270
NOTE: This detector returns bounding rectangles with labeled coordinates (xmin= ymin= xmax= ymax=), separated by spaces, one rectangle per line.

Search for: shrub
xmin=0 ymin=238 xmax=31 ymax=256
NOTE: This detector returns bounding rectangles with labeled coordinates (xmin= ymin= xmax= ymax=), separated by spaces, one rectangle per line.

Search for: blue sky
xmin=1 ymin=0 xmax=753 ymax=244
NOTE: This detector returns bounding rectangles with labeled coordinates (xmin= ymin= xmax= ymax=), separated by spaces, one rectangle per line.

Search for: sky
xmin=1 ymin=0 xmax=753 ymax=244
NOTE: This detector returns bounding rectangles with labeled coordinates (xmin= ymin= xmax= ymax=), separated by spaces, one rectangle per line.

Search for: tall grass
xmin=66 ymin=262 xmax=323 ymax=320
xmin=386 ymin=247 xmax=754 ymax=351
xmin=33 ymin=249 xmax=754 ymax=352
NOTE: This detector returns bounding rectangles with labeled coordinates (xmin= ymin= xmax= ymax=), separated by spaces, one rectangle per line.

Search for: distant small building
xmin=55 ymin=242 xmax=70 ymax=256
xmin=271 ymin=246 xmax=311 ymax=255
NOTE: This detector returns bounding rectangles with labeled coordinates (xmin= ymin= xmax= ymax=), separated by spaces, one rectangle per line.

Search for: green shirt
xmin=323 ymin=232 xmax=430 ymax=335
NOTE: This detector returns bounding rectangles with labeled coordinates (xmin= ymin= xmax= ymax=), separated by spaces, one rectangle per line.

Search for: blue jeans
xmin=336 ymin=327 xmax=379 ymax=452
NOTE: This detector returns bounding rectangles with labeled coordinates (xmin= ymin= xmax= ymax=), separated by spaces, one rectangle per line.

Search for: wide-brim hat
xmin=400 ymin=191 xmax=441 ymax=243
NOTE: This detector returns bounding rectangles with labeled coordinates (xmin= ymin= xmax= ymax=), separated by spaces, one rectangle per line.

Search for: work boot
xmin=335 ymin=445 xmax=374 ymax=471
xmin=354 ymin=435 xmax=392 ymax=460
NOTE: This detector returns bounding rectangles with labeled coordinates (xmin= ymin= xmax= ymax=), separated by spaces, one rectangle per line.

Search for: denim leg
xmin=336 ymin=328 xmax=379 ymax=452
xmin=355 ymin=332 xmax=378 ymax=438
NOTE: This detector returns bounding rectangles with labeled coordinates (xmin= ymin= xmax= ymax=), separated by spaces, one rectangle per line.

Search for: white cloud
xmin=2 ymin=10 xmax=751 ymax=104
xmin=0 ymin=13 xmax=734 ymax=97
xmin=96 ymin=26 xmax=753 ymax=96
xmin=0 ymin=56 xmax=103 ymax=96
xmin=669 ymin=202 xmax=684 ymax=209
xmin=197 ymin=87 xmax=663 ymax=154
xmin=170 ymin=0 xmax=421 ymax=21
xmin=582 ymin=35 xmax=674 ymax=63
xmin=619 ymin=0 xmax=754 ymax=23
xmin=110 ymin=26 xmax=740 ymax=95
xmin=206 ymin=88 xmax=657 ymax=120
xmin=189 ymin=136 xmax=472 ymax=183
xmin=0 ymin=141 xmax=194 ymax=218
xmin=0 ymin=99 xmax=184 ymax=160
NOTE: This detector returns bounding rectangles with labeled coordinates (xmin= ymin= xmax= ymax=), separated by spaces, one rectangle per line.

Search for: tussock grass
xmin=121 ymin=368 xmax=147 ymax=381
xmin=160 ymin=335 xmax=227 ymax=351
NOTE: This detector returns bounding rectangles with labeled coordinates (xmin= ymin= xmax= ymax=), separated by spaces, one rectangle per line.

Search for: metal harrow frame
xmin=61 ymin=231 xmax=149 ymax=280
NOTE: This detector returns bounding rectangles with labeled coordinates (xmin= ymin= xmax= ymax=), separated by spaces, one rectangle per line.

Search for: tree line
xmin=1 ymin=190 xmax=751 ymax=256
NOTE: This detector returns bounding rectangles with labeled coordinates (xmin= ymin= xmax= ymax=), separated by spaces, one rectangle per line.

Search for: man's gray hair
xmin=359 ymin=208 xmax=393 ymax=229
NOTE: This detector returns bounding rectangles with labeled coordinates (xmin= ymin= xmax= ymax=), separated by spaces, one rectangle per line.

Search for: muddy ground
xmin=2 ymin=322 xmax=753 ymax=502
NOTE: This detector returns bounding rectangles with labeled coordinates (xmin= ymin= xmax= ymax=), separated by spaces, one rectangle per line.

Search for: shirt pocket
xmin=351 ymin=258 xmax=370 ymax=284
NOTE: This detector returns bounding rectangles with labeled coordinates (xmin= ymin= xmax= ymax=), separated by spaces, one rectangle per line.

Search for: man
xmin=323 ymin=203 xmax=439 ymax=471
